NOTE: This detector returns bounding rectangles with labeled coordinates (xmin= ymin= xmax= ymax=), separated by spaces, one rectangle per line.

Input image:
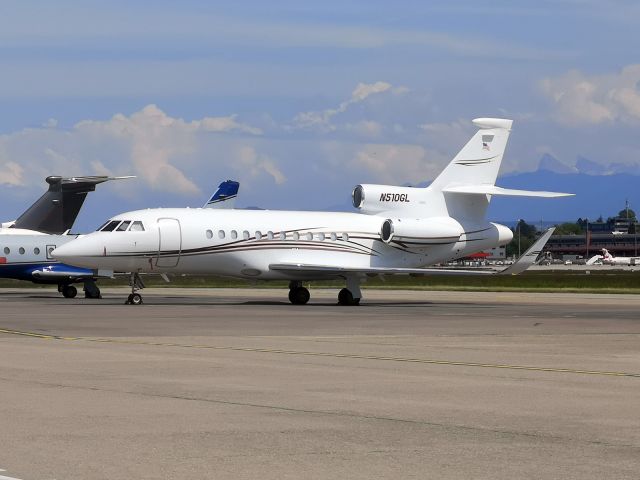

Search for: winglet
xmin=500 ymin=227 xmax=555 ymax=275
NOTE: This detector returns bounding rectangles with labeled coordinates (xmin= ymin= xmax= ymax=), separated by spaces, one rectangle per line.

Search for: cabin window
xmin=306 ymin=232 xmax=313 ymax=241
xmin=101 ymin=220 xmax=121 ymax=232
xmin=19 ymin=247 xmax=25 ymax=255
xmin=206 ymin=230 xmax=213 ymax=239
xmin=129 ymin=221 xmax=145 ymax=232
xmin=317 ymin=233 xmax=325 ymax=241
xmin=255 ymin=231 xmax=262 ymax=240
xmin=279 ymin=232 xmax=286 ymax=240
xmin=292 ymin=232 xmax=299 ymax=241
xmin=330 ymin=233 xmax=337 ymax=241
xmin=231 ymin=230 xmax=238 ymax=240
xmin=116 ymin=221 xmax=131 ymax=231
xmin=342 ymin=233 xmax=349 ymax=241
xmin=3 ymin=247 xmax=9 ymax=254
xmin=218 ymin=230 xmax=225 ymax=239
xmin=267 ymin=231 xmax=274 ymax=240
xmin=34 ymin=247 xmax=40 ymax=255
xmin=243 ymin=230 xmax=250 ymax=240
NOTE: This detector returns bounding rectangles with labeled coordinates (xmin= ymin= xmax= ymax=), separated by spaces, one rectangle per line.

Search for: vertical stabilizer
xmin=11 ymin=176 xmax=132 ymax=234
xmin=429 ymin=118 xmax=513 ymax=220
xmin=203 ymin=180 xmax=240 ymax=209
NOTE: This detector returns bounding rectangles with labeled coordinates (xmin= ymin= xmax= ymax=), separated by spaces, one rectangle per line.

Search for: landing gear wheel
xmin=338 ymin=288 xmax=360 ymax=306
xmin=85 ymin=288 xmax=101 ymax=299
xmin=61 ymin=285 xmax=77 ymax=299
xmin=84 ymin=280 xmax=102 ymax=299
xmin=126 ymin=293 xmax=143 ymax=305
xmin=288 ymin=287 xmax=310 ymax=305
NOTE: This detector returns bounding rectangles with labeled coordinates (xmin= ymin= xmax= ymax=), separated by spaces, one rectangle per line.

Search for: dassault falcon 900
xmin=53 ymin=118 xmax=572 ymax=305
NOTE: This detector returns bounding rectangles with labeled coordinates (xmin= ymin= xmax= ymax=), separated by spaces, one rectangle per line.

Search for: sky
xmin=1 ymin=0 xmax=639 ymax=230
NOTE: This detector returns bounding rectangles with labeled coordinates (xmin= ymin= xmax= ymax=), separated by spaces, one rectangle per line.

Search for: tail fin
xmin=203 ymin=180 xmax=240 ymax=209
xmin=427 ymin=118 xmax=512 ymax=221
xmin=11 ymin=175 xmax=132 ymax=234
xmin=430 ymin=118 xmax=513 ymax=191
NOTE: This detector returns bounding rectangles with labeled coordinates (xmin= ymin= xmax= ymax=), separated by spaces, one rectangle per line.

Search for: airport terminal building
xmin=544 ymin=213 xmax=639 ymax=260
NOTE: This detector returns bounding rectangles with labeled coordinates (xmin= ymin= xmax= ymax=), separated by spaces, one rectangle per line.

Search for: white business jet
xmin=53 ymin=118 xmax=572 ymax=305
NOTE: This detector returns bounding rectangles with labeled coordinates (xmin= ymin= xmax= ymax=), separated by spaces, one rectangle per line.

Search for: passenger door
xmin=156 ymin=218 xmax=181 ymax=268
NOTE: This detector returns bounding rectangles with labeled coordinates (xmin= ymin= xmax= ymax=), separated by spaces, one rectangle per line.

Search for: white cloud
xmin=346 ymin=120 xmax=383 ymax=138
xmin=541 ymin=65 xmax=640 ymax=125
xmin=0 ymin=161 xmax=24 ymax=186
xmin=235 ymin=146 xmax=286 ymax=185
xmin=351 ymin=143 xmax=445 ymax=184
xmin=292 ymin=81 xmax=394 ymax=132
xmin=0 ymin=104 xmax=265 ymax=193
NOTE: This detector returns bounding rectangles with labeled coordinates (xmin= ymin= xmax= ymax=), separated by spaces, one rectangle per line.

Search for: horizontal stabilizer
xmin=443 ymin=185 xmax=574 ymax=198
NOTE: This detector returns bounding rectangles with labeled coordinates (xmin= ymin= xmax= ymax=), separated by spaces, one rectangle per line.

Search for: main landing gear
xmin=83 ymin=279 xmax=102 ymax=299
xmin=58 ymin=284 xmax=77 ymax=299
xmin=338 ymin=277 xmax=362 ymax=306
xmin=125 ymin=273 xmax=145 ymax=305
xmin=287 ymin=277 xmax=363 ymax=306
xmin=288 ymin=281 xmax=310 ymax=305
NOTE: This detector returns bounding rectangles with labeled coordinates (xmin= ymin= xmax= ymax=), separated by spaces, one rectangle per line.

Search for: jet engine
xmin=352 ymin=184 xmax=423 ymax=214
xmin=379 ymin=217 xmax=463 ymax=245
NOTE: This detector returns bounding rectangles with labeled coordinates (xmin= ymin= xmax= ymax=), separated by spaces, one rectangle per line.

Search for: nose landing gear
xmin=125 ymin=273 xmax=145 ymax=305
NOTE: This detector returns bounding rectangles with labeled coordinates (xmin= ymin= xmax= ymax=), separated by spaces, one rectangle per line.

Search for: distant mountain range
xmin=538 ymin=153 xmax=640 ymax=176
xmin=491 ymin=154 xmax=639 ymax=221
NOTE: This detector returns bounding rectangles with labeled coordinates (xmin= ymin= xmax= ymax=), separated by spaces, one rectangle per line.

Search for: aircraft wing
xmin=270 ymin=228 xmax=555 ymax=278
xmin=269 ymin=263 xmax=497 ymax=276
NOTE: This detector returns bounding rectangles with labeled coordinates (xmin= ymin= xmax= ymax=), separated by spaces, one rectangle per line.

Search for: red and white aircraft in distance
xmin=53 ymin=117 xmax=572 ymax=305
xmin=587 ymin=248 xmax=639 ymax=266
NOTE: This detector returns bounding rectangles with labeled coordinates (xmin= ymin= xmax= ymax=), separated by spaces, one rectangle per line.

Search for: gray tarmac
xmin=0 ymin=287 xmax=639 ymax=480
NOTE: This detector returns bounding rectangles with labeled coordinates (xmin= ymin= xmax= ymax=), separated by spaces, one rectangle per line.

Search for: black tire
xmin=62 ymin=285 xmax=77 ymax=299
xmin=85 ymin=287 xmax=101 ymax=299
xmin=131 ymin=293 xmax=143 ymax=305
xmin=289 ymin=287 xmax=310 ymax=305
xmin=338 ymin=288 xmax=360 ymax=306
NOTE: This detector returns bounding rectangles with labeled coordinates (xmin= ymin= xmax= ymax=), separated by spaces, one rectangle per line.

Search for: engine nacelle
xmin=352 ymin=184 xmax=422 ymax=214
xmin=380 ymin=217 xmax=463 ymax=245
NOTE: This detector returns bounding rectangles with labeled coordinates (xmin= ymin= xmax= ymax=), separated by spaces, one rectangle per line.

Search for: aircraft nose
xmin=51 ymin=242 xmax=79 ymax=261
xmin=52 ymin=237 xmax=100 ymax=268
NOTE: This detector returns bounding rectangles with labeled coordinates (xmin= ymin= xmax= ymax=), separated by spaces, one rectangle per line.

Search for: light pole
xmin=585 ymin=217 xmax=589 ymax=259
xmin=517 ymin=219 xmax=522 ymax=259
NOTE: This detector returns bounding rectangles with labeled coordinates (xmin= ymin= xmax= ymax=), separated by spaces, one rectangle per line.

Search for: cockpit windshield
xmin=98 ymin=220 xmax=145 ymax=232
xmin=129 ymin=221 xmax=145 ymax=231
xmin=101 ymin=220 xmax=122 ymax=232
xmin=116 ymin=220 xmax=131 ymax=231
